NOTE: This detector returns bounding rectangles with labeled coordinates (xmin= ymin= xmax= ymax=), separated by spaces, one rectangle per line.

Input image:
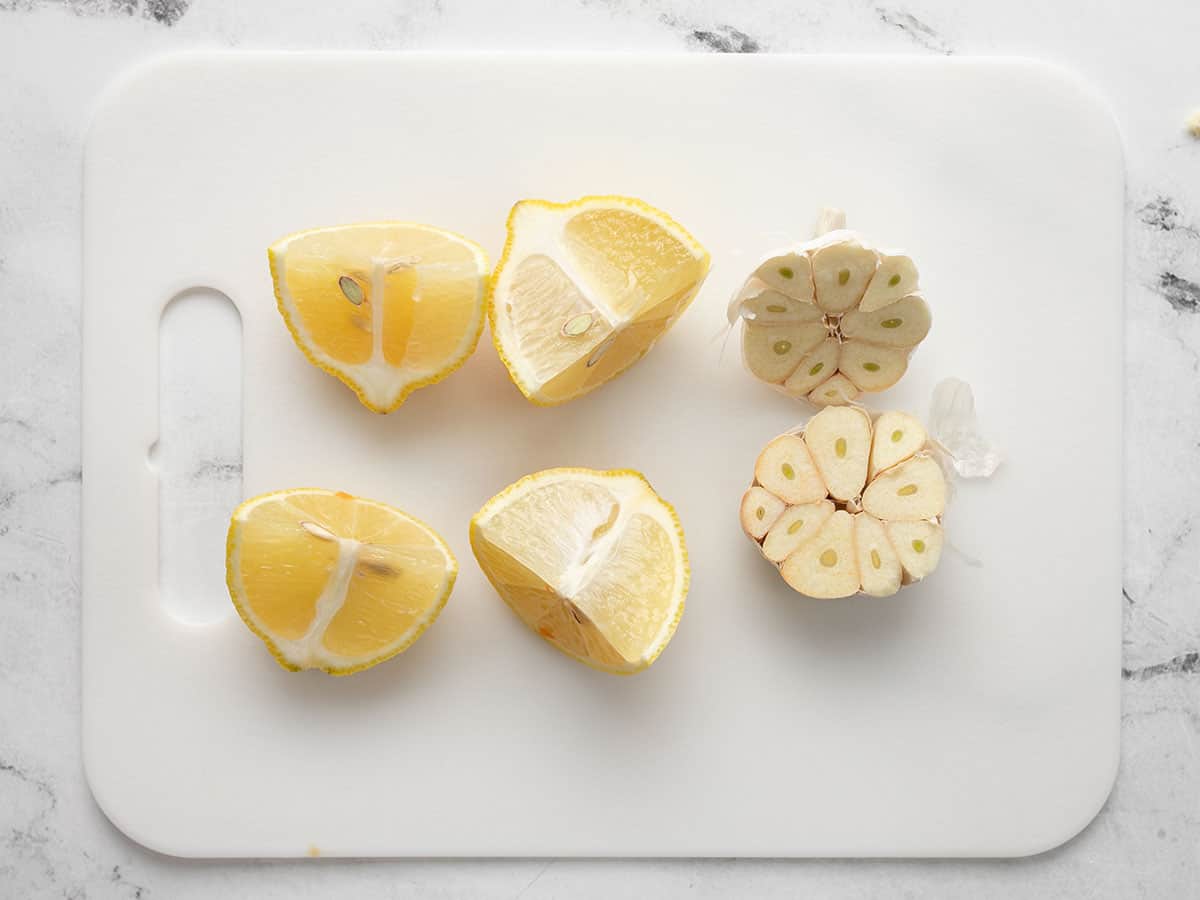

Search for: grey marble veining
xmin=1 ymin=0 xmax=1198 ymax=897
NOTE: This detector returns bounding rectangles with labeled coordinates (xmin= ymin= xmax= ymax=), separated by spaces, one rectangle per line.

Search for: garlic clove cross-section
xmin=853 ymin=513 xmax=903 ymax=598
xmin=740 ymin=486 xmax=787 ymax=540
xmin=868 ymin=411 xmax=927 ymax=478
xmin=743 ymin=321 xmax=827 ymax=383
xmin=807 ymin=372 xmax=860 ymax=407
xmin=762 ymin=499 xmax=836 ymax=563
xmin=780 ymin=509 xmax=861 ymax=599
xmin=886 ymin=520 xmax=944 ymax=582
xmin=753 ymin=433 xmax=828 ymax=505
xmin=803 ymin=406 xmax=871 ymax=502
xmin=860 ymin=455 xmax=946 ymax=522
xmin=749 ymin=253 xmax=815 ymax=301
xmin=783 ymin=338 xmax=843 ymax=396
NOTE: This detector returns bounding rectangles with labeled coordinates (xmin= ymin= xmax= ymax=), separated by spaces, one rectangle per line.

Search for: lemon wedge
xmin=470 ymin=468 xmax=688 ymax=674
xmin=226 ymin=488 xmax=456 ymax=675
xmin=269 ymin=223 xmax=488 ymax=413
xmin=489 ymin=196 xmax=710 ymax=405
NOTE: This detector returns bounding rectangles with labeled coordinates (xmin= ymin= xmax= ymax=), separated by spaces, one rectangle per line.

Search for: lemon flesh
xmin=226 ymin=488 xmax=456 ymax=675
xmin=489 ymin=196 xmax=710 ymax=406
xmin=269 ymin=223 xmax=488 ymax=413
xmin=470 ymin=468 xmax=688 ymax=674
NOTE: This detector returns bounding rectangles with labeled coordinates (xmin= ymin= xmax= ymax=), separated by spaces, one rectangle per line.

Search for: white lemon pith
xmin=470 ymin=468 xmax=688 ymax=674
xmin=740 ymin=408 xmax=947 ymax=599
xmin=269 ymin=223 xmax=489 ymax=413
xmin=226 ymin=488 xmax=456 ymax=675
xmin=730 ymin=211 xmax=932 ymax=405
xmin=489 ymin=196 xmax=711 ymax=405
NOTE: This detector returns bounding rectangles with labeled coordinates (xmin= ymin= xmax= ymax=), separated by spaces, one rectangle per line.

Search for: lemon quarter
xmin=489 ymin=196 xmax=710 ymax=405
xmin=226 ymin=488 xmax=456 ymax=675
xmin=269 ymin=223 xmax=488 ymax=413
xmin=470 ymin=468 xmax=688 ymax=674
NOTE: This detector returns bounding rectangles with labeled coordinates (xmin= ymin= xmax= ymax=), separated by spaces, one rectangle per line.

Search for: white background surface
xmin=2 ymin=0 xmax=1198 ymax=896
xmin=81 ymin=53 xmax=1123 ymax=859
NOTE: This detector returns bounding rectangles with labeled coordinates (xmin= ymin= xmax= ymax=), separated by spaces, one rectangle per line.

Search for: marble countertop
xmin=1 ymin=0 xmax=1197 ymax=896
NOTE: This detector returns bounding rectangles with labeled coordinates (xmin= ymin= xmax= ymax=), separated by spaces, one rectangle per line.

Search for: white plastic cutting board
xmin=82 ymin=53 xmax=1123 ymax=858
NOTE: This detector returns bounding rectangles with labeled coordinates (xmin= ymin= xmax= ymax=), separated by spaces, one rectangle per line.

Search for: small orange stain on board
xmin=306 ymin=845 xmax=322 ymax=858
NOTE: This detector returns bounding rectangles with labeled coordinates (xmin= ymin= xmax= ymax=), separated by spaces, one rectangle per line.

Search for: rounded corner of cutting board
xmin=999 ymin=739 xmax=1120 ymax=858
xmin=85 ymin=51 xmax=225 ymax=158
xmin=990 ymin=56 xmax=1126 ymax=174
xmin=83 ymin=742 xmax=198 ymax=859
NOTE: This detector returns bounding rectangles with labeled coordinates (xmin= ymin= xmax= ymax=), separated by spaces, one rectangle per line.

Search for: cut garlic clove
xmin=858 ymin=252 xmax=919 ymax=313
xmin=838 ymin=340 xmax=909 ymax=392
xmin=811 ymin=239 xmax=877 ymax=314
xmin=780 ymin=510 xmax=860 ymax=599
xmin=886 ymin=520 xmax=944 ymax=582
xmin=807 ymin=373 xmax=860 ymax=407
xmin=740 ymin=486 xmax=786 ymax=540
xmin=803 ymin=405 xmax=872 ymax=502
xmin=754 ymin=434 xmax=829 ymax=505
xmin=737 ymin=290 xmax=823 ymax=326
xmin=860 ymin=454 xmax=947 ymax=521
xmin=854 ymin=513 xmax=903 ymax=597
xmin=751 ymin=253 xmax=814 ymax=301
xmin=868 ymin=411 xmax=927 ymax=478
xmin=841 ymin=294 xmax=931 ymax=349
xmin=742 ymin=321 xmax=828 ymax=383
xmin=762 ymin=499 xmax=835 ymax=563
xmin=782 ymin=338 xmax=841 ymax=397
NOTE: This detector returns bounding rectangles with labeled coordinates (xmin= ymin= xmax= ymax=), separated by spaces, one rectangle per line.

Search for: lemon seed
xmin=881 ymin=318 xmax=902 ymax=328
xmin=837 ymin=268 xmax=850 ymax=286
xmin=787 ymin=519 xmax=805 ymax=535
xmin=870 ymin=548 xmax=882 ymax=569
xmin=338 ymin=276 xmax=364 ymax=305
xmin=360 ymin=559 xmax=400 ymax=578
xmin=773 ymin=340 xmax=792 ymax=355
xmin=809 ymin=362 xmax=825 ymax=376
xmin=835 ymin=437 xmax=847 ymax=458
xmin=819 ymin=549 xmax=838 ymax=567
xmin=888 ymin=273 xmax=901 ymax=287
xmin=562 ymin=313 xmax=594 ymax=337
xmin=755 ymin=506 xmax=764 ymax=521
xmin=891 ymin=429 xmax=903 ymax=443
xmin=766 ymin=304 xmax=787 ymax=313
xmin=300 ymin=520 xmax=337 ymax=541
xmin=862 ymin=362 xmax=881 ymax=372
xmin=778 ymin=266 xmax=795 ymax=279
xmin=781 ymin=463 xmax=796 ymax=480
xmin=912 ymin=539 xmax=926 ymax=553
xmin=897 ymin=484 xmax=918 ymax=496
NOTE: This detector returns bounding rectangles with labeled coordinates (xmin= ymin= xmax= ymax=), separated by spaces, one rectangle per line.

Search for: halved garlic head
xmin=739 ymin=406 xmax=947 ymax=599
xmin=732 ymin=220 xmax=931 ymax=404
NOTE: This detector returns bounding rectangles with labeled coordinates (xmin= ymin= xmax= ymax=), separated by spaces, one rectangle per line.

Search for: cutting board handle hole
xmin=156 ymin=288 xmax=243 ymax=626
